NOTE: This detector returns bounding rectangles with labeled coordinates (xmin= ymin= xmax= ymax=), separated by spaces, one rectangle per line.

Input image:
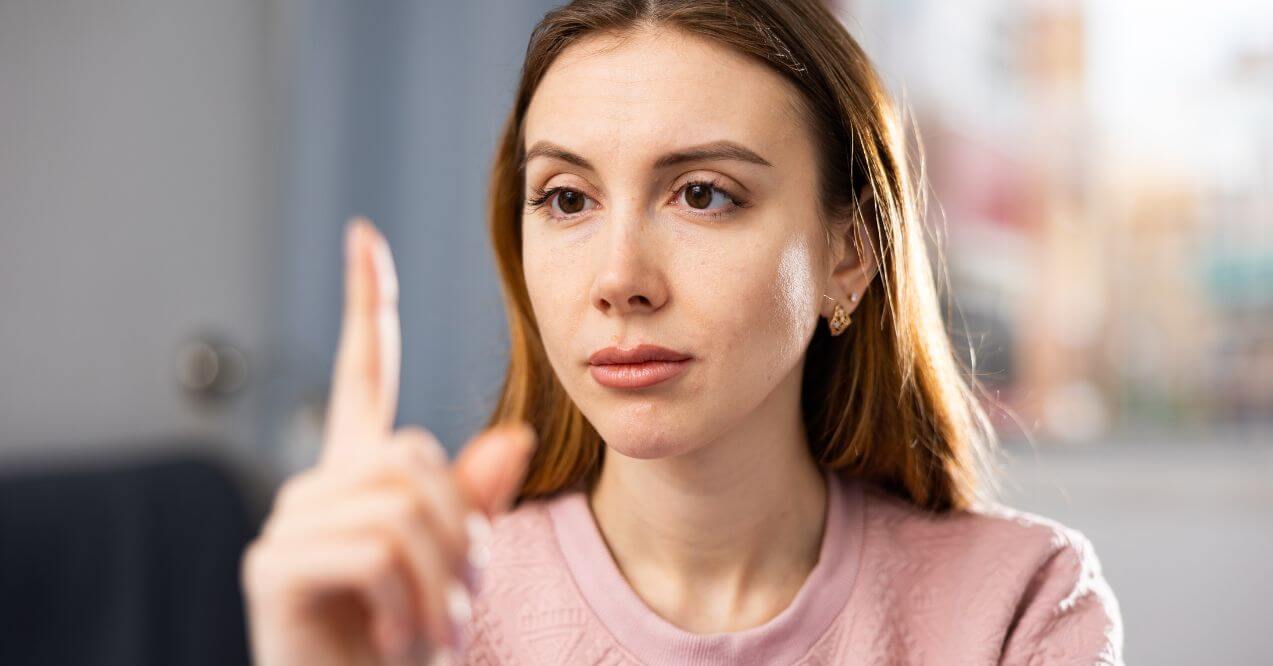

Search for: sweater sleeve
xmin=999 ymin=529 xmax=1124 ymax=665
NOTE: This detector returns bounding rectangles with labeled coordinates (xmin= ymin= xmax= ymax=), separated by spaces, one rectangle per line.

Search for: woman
xmin=242 ymin=1 xmax=1124 ymax=664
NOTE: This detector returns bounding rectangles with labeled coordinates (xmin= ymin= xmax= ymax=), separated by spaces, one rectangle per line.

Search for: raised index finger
xmin=321 ymin=217 xmax=401 ymax=465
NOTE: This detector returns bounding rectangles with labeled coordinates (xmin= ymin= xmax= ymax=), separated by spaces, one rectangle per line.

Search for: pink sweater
xmin=448 ymin=468 xmax=1123 ymax=665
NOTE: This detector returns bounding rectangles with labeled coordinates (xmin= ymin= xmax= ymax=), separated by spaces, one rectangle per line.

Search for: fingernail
xmin=445 ymin=579 xmax=472 ymax=649
xmin=514 ymin=422 xmax=537 ymax=451
xmin=465 ymin=511 xmax=492 ymax=573
xmin=431 ymin=645 xmax=458 ymax=664
xmin=372 ymin=232 xmax=398 ymax=301
xmin=462 ymin=560 xmax=482 ymax=596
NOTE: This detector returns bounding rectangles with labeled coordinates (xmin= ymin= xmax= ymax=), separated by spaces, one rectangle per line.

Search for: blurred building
xmin=838 ymin=0 xmax=1273 ymax=445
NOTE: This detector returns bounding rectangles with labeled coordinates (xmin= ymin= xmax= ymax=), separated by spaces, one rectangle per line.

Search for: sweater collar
xmin=545 ymin=466 xmax=865 ymax=665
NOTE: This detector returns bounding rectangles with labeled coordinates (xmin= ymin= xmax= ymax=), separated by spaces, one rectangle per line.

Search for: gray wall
xmin=0 ymin=0 xmax=558 ymax=469
xmin=272 ymin=0 xmax=558 ymax=471
xmin=0 ymin=0 xmax=280 ymax=461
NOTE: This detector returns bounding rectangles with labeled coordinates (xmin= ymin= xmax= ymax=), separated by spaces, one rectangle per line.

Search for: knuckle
xmin=273 ymin=470 xmax=317 ymax=511
xmin=346 ymin=440 xmax=397 ymax=479
xmin=362 ymin=540 xmax=397 ymax=582
xmin=385 ymin=439 xmax=416 ymax=465
xmin=394 ymin=427 xmax=448 ymax=466
xmin=240 ymin=540 xmax=277 ymax=596
xmin=258 ymin=515 xmax=282 ymax=541
xmin=386 ymin=492 xmax=425 ymax=525
xmin=272 ymin=483 xmax=299 ymax=513
xmin=240 ymin=541 xmax=262 ymax=583
xmin=396 ymin=424 xmax=438 ymax=444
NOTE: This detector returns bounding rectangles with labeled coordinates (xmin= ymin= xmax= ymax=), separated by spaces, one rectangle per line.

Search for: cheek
xmin=522 ymin=233 xmax=582 ymax=354
xmin=767 ymin=237 xmax=822 ymax=346
xmin=686 ymin=231 xmax=821 ymax=377
xmin=755 ymin=239 xmax=821 ymax=380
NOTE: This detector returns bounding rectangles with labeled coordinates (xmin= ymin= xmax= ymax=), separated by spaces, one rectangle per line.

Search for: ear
xmin=821 ymin=185 xmax=879 ymax=320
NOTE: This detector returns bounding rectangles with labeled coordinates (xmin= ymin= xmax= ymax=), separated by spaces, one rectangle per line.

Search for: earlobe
xmin=824 ymin=186 xmax=878 ymax=314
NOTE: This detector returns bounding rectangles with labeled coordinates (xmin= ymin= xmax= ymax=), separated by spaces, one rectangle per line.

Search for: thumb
xmin=450 ymin=422 xmax=537 ymax=517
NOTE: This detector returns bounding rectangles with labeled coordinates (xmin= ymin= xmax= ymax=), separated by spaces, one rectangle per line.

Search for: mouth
xmin=588 ymin=344 xmax=693 ymax=389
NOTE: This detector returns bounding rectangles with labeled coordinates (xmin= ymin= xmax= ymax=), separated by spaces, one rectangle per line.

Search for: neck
xmin=588 ymin=360 xmax=829 ymax=633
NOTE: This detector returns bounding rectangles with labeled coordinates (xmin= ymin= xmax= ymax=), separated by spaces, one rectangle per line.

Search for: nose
xmin=588 ymin=210 xmax=668 ymax=316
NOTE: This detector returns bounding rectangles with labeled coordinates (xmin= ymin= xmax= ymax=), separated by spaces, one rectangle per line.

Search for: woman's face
xmin=520 ymin=27 xmax=835 ymax=460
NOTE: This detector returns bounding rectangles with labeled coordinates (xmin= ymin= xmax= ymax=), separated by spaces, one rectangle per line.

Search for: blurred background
xmin=0 ymin=0 xmax=1267 ymax=663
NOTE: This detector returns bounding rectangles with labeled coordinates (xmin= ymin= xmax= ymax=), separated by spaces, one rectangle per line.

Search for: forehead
xmin=523 ymin=26 xmax=807 ymax=162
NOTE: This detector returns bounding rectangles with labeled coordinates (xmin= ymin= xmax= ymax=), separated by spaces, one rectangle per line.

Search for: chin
xmin=587 ymin=405 xmax=700 ymax=460
xmin=599 ymin=432 xmax=696 ymax=460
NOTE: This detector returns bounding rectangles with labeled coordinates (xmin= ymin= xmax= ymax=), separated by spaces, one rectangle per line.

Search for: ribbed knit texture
xmin=446 ymin=468 xmax=1123 ymax=665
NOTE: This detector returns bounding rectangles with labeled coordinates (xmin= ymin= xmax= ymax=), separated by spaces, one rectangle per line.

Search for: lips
xmin=588 ymin=344 xmax=693 ymax=389
xmin=588 ymin=344 xmax=692 ymax=365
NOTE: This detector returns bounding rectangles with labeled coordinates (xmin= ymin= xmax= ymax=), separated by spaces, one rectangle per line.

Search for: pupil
xmin=558 ymin=190 xmax=583 ymax=214
xmin=687 ymin=184 xmax=712 ymax=209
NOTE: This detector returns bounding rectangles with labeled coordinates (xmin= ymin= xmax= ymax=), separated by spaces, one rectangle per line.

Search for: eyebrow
xmin=519 ymin=139 xmax=774 ymax=173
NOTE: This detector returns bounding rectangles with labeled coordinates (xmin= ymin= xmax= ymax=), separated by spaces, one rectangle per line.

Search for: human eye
xmin=670 ymin=178 xmax=752 ymax=220
xmin=525 ymin=184 xmax=598 ymax=220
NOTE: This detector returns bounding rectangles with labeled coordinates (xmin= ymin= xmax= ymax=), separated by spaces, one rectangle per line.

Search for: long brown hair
xmin=485 ymin=0 xmax=999 ymax=512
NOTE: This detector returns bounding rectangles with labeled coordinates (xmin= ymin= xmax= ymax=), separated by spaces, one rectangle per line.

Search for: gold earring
xmin=822 ymin=294 xmax=852 ymax=336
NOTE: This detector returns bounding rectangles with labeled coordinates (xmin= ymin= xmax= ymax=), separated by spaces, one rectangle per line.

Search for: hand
xmin=241 ymin=218 xmax=537 ymax=665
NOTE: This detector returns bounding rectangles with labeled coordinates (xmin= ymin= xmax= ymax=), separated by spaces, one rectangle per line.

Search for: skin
xmin=521 ymin=26 xmax=877 ymax=633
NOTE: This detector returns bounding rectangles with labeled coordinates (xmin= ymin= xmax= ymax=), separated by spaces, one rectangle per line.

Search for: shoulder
xmin=861 ymin=482 xmax=1100 ymax=575
xmin=844 ymin=482 xmax=1124 ymax=663
xmin=455 ymin=494 xmax=631 ymax=664
xmin=488 ymin=496 xmax=559 ymax=559
xmin=472 ymin=495 xmax=568 ymax=596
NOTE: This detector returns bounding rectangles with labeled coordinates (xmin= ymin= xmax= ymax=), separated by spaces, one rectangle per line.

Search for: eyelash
xmin=524 ymin=178 xmax=752 ymax=222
